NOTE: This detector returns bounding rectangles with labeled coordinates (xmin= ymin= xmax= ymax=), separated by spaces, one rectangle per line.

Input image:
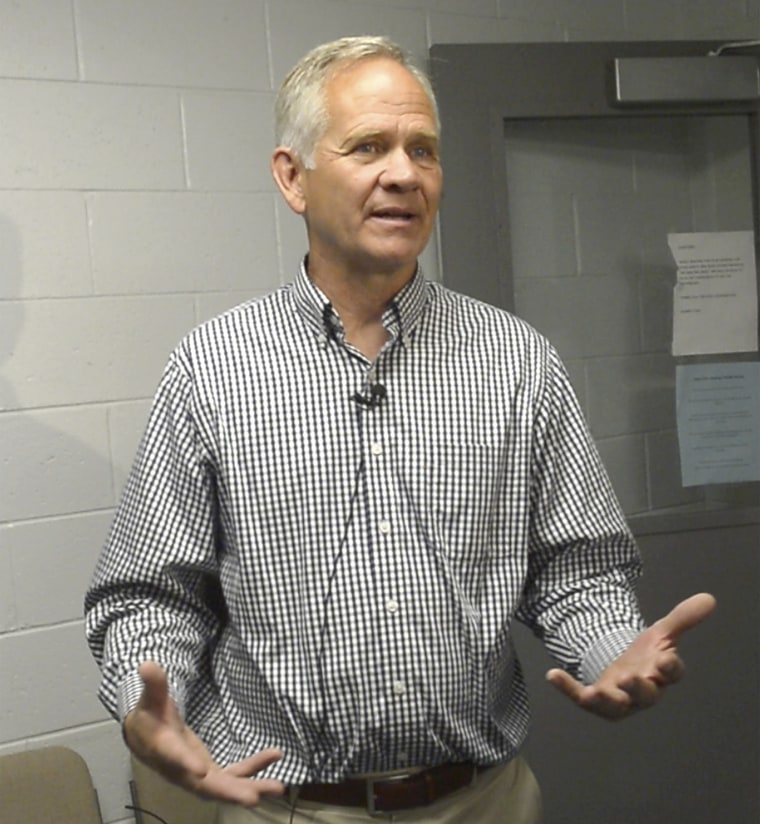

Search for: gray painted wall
xmin=514 ymin=522 xmax=758 ymax=823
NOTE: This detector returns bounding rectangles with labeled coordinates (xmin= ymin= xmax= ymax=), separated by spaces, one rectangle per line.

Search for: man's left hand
xmin=546 ymin=592 xmax=716 ymax=720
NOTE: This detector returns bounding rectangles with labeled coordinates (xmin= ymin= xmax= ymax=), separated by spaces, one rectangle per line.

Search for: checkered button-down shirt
xmin=86 ymin=263 xmax=643 ymax=785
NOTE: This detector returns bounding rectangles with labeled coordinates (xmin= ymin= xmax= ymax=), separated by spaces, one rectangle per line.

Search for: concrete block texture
xmin=429 ymin=10 xmax=561 ymax=44
xmin=1 ymin=295 xmax=196 ymax=410
xmin=0 ymin=406 xmax=115 ymax=521
xmin=499 ymin=0 xmax=625 ymax=33
xmin=182 ymin=91 xmax=277 ymax=192
xmin=0 ymin=80 xmax=185 ymax=190
xmin=0 ymin=622 xmax=108 ymax=741
xmin=88 ymin=192 xmax=279 ymax=295
xmin=0 ymin=512 xmax=112 ymax=631
xmin=267 ymin=0 xmax=429 ymax=84
xmin=0 ymin=192 xmax=92 ymax=299
xmin=0 ymin=0 xmax=78 ymax=80
xmin=75 ymin=0 xmax=269 ymax=89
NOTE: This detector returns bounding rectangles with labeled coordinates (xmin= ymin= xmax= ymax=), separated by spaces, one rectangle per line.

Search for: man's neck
xmin=308 ymin=259 xmax=415 ymax=360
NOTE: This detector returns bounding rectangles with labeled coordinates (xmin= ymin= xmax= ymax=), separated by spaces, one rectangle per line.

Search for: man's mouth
xmin=371 ymin=208 xmax=416 ymax=222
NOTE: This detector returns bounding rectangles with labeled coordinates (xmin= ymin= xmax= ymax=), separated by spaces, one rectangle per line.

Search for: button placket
xmin=359 ymin=376 xmax=412 ymax=719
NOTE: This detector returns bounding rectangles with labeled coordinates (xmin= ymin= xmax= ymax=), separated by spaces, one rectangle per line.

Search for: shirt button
xmin=386 ymin=599 xmax=399 ymax=614
xmin=379 ymin=520 xmax=391 ymax=535
xmin=371 ymin=442 xmax=383 ymax=456
xmin=392 ymin=680 xmax=406 ymax=696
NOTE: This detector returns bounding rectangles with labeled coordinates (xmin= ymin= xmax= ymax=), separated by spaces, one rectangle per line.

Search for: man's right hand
xmin=123 ymin=661 xmax=285 ymax=807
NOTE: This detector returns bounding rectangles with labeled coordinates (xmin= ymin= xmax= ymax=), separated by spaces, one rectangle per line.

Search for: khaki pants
xmin=216 ymin=757 xmax=542 ymax=823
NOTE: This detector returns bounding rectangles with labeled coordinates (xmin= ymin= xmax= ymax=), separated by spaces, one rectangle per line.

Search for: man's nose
xmin=379 ymin=147 xmax=420 ymax=190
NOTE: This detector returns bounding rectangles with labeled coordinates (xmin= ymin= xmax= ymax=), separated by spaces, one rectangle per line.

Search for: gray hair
xmin=274 ymin=36 xmax=440 ymax=169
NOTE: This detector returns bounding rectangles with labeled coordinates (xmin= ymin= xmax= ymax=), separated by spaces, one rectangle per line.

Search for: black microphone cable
xmin=288 ymin=446 xmax=367 ymax=823
xmin=288 ymin=374 xmax=383 ymax=821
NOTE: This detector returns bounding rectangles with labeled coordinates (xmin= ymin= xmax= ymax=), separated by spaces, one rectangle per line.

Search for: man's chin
xmin=361 ymin=241 xmax=428 ymax=272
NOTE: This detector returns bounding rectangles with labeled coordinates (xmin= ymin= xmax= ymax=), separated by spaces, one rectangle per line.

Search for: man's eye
xmin=355 ymin=142 xmax=380 ymax=155
xmin=410 ymin=145 xmax=437 ymax=161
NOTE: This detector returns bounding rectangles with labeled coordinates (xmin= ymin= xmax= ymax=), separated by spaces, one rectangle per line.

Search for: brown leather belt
xmin=297 ymin=762 xmax=480 ymax=815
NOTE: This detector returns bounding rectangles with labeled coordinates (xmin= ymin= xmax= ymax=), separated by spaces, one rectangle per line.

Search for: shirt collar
xmin=291 ymin=257 xmax=430 ymax=349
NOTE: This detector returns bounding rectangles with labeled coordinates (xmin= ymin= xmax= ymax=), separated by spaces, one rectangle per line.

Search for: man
xmin=86 ymin=36 xmax=715 ymax=823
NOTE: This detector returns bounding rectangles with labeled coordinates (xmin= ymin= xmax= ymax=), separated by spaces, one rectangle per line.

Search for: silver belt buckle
xmin=366 ymin=772 xmax=412 ymax=817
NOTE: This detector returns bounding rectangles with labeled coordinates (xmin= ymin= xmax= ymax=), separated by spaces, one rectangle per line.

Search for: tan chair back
xmin=0 ymin=746 xmax=102 ymax=823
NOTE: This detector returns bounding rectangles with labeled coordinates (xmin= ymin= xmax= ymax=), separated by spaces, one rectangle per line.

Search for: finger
xmin=137 ymin=661 xmax=171 ymax=711
xmin=225 ymin=748 xmax=283 ymax=779
xmin=620 ymin=676 xmax=661 ymax=710
xmin=547 ymin=669 xmax=633 ymax=719
xmin=194 ymin=770 xmax=286 ymax=806
xmin=545 ymin=668 xmax=584 ymax=701
xmin=546 ymin=669 xmax=630 ymax=708
xmin=649 ymin=652 xmax=686 ymax=686
xmin=657 ymin=592 xmax=716 ymax=641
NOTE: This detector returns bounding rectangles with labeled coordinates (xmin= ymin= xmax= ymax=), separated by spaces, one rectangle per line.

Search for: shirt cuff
xmin=580 ymin=627 xmax=643 ymax=685
xmin=117 ymin=670 xmax=187 ymax=723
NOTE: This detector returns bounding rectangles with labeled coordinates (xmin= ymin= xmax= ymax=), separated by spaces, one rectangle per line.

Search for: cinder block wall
xmin=0 ymin=2 xmax=756 ymax=822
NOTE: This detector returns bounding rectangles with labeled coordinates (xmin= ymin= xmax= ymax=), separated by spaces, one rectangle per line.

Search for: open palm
xmin=546 ymin=592 xmax=716 ymax=719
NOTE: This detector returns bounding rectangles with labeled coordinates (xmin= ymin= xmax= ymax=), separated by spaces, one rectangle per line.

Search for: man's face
xmin=298 ymin=57 xmax=442 ymax=284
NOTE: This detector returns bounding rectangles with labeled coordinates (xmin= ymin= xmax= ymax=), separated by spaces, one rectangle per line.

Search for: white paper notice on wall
xmin=668 ymin=230 xmax=759 ymax=356
xmin=676 ymin=362 xmax=760 ymax=486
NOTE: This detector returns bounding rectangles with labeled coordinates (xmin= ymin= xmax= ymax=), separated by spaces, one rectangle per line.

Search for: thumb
xmin=137 ymin=660 xmax=174 ymax=716
xmin=657 ymin=592 xmax=716 ymax=641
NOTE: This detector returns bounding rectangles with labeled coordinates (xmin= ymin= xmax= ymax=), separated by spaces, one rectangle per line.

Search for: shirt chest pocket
xmin=399 ymin=442 xmax=506 ymax=564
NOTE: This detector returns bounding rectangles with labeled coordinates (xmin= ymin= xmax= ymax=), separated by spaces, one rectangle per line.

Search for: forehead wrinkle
xmin=325 ymin=59 xmax=437 ymax=124
xmin=336 ymin=104 xmax=438 ymax=138
xmin=332 ymin=99 xmax=434 ymax=131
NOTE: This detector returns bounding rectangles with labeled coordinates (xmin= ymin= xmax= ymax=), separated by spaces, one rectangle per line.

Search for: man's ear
xmin=271 ymin=147 xmax=307 ymax=215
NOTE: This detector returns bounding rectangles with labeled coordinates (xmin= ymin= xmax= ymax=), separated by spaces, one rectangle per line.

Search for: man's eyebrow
xmin=338 ymin=128 xmax=440 ymax=151
xmin=413 ymin=130 xmax=439 ymax=142
xmin=338 ymin=130 xmax=385 ymax=149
